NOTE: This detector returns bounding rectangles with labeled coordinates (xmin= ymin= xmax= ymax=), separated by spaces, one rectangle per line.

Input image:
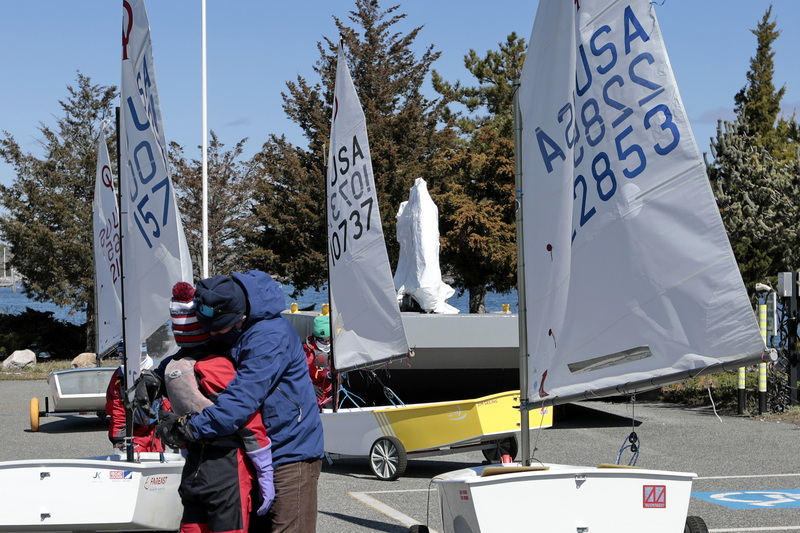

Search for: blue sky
xmin=0 ymin=1 xmax=798 ymax=188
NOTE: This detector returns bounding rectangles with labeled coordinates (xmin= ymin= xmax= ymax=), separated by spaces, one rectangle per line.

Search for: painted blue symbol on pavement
xmin=693 ymin=489 xmax=800 ymax=509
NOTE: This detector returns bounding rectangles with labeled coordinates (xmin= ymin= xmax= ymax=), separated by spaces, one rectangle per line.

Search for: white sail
xmin=519 ymin=0 xmax=765 ymax=405
xmin=326 ymin=43 xmax=409 ymax=371
xmin=120 ymin=0 xmax=193 ymax=385
xmin=394 ymin=177 xmax=458 ymax=314
xmin=92 ymin=129 xmax=123 ymax=355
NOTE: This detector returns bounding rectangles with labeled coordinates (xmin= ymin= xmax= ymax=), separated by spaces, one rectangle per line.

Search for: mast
xmin=322 ymin=139 xmax=340 ymax=413
xmin=201 ymin=0 xmax=209 ymax=278
xmin=115 ymin=106 xmax=134 ymax=463
xmin=512 ymin=78 xmax=531 ymax=466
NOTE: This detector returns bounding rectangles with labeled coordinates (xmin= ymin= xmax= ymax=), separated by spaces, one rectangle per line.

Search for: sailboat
xmin=318 ymin=43 xmax=551 ymax=481
xmin=425 ymin=1 xmax=773 ymax=532
xmin=0 ymin=1 xmax=189 ymax=530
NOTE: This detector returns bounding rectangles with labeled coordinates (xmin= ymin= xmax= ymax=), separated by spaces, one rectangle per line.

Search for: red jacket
xmin=302 ymin=336 xmax=332 ymax=407
xmin=166 ymin=352 xmax=270 ymax=451
xmin=105 ymin=367 xmax=170 ymax=452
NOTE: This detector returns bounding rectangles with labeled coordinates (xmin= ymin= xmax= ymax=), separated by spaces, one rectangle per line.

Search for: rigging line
xmin=530 ymin=398 xmax=551 ymax=463
xmin=707 ymin=386 xmax=723 ymax=422
xmin=424 ymin=478 xmax=435 ymax=531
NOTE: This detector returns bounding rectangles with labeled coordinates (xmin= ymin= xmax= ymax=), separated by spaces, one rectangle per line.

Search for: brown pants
xmin=251 ymin=458 xmax=322 ymax=533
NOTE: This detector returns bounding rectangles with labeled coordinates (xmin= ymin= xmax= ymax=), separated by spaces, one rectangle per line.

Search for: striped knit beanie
xmin=171 ymin=282 xmax=211 ymax=347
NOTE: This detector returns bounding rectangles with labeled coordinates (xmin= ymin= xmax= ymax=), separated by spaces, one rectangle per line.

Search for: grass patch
xmin=0 ymin=360 xmax=116 ymax=381
xmin=659 ymin=370 xmax=749 ymax=409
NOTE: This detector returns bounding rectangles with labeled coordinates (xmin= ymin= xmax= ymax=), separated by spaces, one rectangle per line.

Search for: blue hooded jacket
xmin=188 ymin=270 xmax=324 ymax=467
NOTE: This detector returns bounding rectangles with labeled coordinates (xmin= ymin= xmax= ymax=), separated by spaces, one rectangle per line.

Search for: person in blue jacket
xmin=157 ymin=271 xmax=324 ymax=533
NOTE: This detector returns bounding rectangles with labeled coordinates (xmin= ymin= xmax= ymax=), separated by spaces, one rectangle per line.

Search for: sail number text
xmin=533 ymin=4 xmax=684 ymax=243
xmin=97 ymin=164 xmax=121 ymax=284
xmin=328 ymin=134 xmax=376 ymax=266
xmin=123 ymin=47 xmax=173 ymax=250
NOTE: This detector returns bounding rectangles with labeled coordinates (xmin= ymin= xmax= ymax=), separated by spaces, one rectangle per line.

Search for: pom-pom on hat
xmin=194 ymin=275 xmax=247 ymax=333
xmin=171 ymin=281 xmax=211 ymax=347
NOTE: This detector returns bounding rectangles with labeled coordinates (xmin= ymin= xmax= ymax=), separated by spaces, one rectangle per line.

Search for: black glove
xmin=125 ymin=370 xmax=164 ymax=419
xmin=156 ymin=410 xmax=195 ymax=448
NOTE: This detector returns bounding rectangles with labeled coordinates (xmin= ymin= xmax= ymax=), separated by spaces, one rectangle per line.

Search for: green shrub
xmin=660 ymin=367 xmax=787 ymax=415
xmin=0 ymin=309 xmax=86 ymax=360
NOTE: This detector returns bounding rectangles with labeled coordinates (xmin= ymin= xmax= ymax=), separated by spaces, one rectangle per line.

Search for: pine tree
xmin=0 ymin=73 xmax=116 ymax=349
xmin=709 ymin=7 xmax=800 ymax=293
xmin=733 ymin=5 xmax=799 ymax=161
xmin=246 ymin=0 xmax=457 ymax=294
xmin=168 ymin=132 xmax=255 ymax=279
xmin=708 ymin=119 xmax=800 ymax=292
xmin=433 ymin=33 xmax=526 ymax=312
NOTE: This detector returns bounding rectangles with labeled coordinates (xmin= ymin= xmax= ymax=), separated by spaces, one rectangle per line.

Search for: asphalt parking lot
xmin=2 ymin=379 xmax=800 ymax=532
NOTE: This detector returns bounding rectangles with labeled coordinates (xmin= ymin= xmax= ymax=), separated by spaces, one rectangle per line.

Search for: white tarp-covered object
xmin=394 ymin=177 xmax=457 ymax=314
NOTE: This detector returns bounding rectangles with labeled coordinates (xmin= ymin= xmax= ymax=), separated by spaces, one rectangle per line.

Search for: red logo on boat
xmin=643 ymin=485 xmax=666 ymax=508
xmin=144 ymin=475 xmax=169 ymax=490
xmin=109 ymin=470 xmax=124 ymax=479
xmin=459 ymin=490 xmax=469 ymax=501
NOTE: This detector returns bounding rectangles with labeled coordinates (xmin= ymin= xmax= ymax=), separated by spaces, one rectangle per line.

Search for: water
xmin=0 ymin=286 xmax=85 ymax=325
xmin=0 ymin=282 xmax=518 ymax=327
xmin=279 ymin=283 xmax=518 ymax=314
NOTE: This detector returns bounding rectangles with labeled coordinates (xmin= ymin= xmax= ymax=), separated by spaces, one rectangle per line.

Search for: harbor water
xmin=0 ymin=283 xmax=518 ymax=327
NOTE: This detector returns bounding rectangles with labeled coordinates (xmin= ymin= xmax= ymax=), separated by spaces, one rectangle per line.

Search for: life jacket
xmin=164 ymin=357 xmax=213 ymax=416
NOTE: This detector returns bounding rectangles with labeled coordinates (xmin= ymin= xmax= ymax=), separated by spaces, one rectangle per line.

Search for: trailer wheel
xmin=482 ymin=437 xmax=518 ymax=462
xmin=30 ymin=398 xmax=40 ymax=432
xmin=684 ymin=516 xmax=709 ymax=533
xmin=369 ymin=436 xmax=407 ymax=481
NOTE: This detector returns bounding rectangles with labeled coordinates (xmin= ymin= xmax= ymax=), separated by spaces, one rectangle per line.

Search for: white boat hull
xmin=0 ymin=452 xmax=184 ymax=531
xmin=433 ymin=463 xmax=695 ymax=533
xmin=47 ymin=368 xmax=115 ymax=413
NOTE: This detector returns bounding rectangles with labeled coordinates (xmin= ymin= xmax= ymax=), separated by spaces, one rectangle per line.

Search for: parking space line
xmin=697 ymin=473 xmax=800 ymax=480
xmin=350 ymin=491 xmax=438 ymax=533
xmin=708 ymin=526 xmax=800 ymax=533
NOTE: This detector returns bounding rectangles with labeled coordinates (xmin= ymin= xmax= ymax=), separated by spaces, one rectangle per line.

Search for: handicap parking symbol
xmin=693 ymin=489 xmax=800 ymax=509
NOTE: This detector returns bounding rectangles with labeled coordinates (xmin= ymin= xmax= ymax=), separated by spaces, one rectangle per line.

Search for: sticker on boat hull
xmin=643 ymin=485 xmax=666 ymax=508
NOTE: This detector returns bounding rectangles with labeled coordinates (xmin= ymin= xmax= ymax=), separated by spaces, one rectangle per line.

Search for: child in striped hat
xmin=170 ymin=282 xmax=211 ymax=347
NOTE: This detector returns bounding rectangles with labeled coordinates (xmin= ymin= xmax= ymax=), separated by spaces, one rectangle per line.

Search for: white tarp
xmin=326 ymin=43 xmax=410 ymax=371
xmin=394 ymin=177 xmax=458 ymax=314
xmin=92 ymin=129 xmax=123 ymax=356
xmin=120 ymin=0 xmax=193 ymax=385
xmin=519 ymin=0 xmax=764 ymax=404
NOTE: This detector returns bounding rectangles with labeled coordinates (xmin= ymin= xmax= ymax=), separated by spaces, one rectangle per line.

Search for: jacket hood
xmin=232 ymin=271 xmax=287 ymax=325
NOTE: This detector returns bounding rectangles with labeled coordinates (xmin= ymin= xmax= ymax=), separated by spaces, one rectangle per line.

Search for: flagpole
xmin=201 ymin=0 xmax=209 ymax=278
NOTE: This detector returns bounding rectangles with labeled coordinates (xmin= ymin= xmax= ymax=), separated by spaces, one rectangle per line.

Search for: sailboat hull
xmin=322 ymin=391 xmax=551 ymax=457
xmin=434 ymin=464 xmax=694 ymax=533
xmin=0 ymin=453 xmax=184 ymax=531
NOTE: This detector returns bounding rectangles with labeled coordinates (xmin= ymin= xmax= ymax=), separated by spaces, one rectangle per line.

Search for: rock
xmin=2 ymin=349 xmax=36 ymax=370
xmin=71 ymin=352 xmax=98 ymax=368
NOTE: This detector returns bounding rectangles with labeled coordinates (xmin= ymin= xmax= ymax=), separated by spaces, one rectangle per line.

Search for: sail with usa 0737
xmin=327 ymin=128 xmax=377 ymax=266
xmin=532 ymin=4 xmax=685 ymax=245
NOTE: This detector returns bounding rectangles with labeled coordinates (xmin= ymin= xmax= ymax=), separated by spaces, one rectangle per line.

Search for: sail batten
xmin=518 ymin=0 xmax=765 ymax=404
